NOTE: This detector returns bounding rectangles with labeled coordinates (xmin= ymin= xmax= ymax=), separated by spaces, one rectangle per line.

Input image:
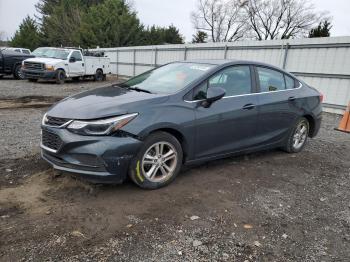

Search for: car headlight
xmin=45 ymin=65 xmax=55 ymax=71
xmin=67 ymin=113 xmax=138 ymax=136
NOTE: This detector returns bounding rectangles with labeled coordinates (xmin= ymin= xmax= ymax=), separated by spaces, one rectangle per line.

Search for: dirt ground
xmin=0 ymin=77 xmax=349 ymax=261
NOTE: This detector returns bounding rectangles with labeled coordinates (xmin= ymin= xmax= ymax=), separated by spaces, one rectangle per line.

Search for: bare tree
xmin=244 ymin=0 xmax=329 ymax=40
xmin=191 ymin=0 xmax=248 ymax=42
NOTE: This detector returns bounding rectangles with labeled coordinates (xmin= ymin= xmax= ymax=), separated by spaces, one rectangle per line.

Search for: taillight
xmin=320 ymin=93 xmax=324 ymax=103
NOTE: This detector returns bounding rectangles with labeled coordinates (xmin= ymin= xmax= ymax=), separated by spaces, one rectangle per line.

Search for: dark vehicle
xmin=41 ymin=60 xmax=322 ymax=189
xmin=0 ymin=49 xmax=34 ymax=79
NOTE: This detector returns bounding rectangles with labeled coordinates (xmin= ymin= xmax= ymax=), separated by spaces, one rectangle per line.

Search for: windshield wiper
xmin=127 ymin=86 xmax=153 ymax=94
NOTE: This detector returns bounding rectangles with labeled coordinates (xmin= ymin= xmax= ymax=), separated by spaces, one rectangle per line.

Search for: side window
xmin=285 ymin=74 xmax=295 ymax=89
xmin=209 ymin=66 xmax=251 ymax=96
xmin=257 ymin=67 xmax=285 ymax=92
xmin=193 ymin=81 xmax=208 ymax=100
xmin=71 ymin=51 xmax=83 ymax=61
xmin=22 ymin=50 xmax=30 ymax=54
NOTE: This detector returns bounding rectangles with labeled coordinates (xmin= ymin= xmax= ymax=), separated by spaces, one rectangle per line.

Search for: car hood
xmin=47 ymin=85 xmax=169 ymax=119
xmin=24 ymin=57 xmax=63 ymax=64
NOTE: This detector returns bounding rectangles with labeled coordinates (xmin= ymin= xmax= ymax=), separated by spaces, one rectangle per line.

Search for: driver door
xmin=68 ymin=51 xmax=84 ymax=76
xmin=193 ymin=65 xmax=259 ymax=159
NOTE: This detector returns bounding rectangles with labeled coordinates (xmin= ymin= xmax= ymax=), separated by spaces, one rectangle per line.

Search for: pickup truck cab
xmin=5 ymin=47 xmax=32 ymax=54
xmin=0 ymin=49 xmax=34 ymax=79
xmin=22 ymin=47 xmax=111 ymax=84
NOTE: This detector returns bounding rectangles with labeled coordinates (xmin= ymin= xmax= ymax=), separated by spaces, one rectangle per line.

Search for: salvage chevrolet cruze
xmin=41 ymin=60 xmax=322 ymax=189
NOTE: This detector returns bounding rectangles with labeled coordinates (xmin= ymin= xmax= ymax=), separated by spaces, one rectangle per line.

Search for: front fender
xmin=121 ymin=103 xmax=196 ymax=160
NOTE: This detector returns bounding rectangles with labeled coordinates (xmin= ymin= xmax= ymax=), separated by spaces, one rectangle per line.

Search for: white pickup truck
xmin=22 ymin=47 xmax=111 ymax=84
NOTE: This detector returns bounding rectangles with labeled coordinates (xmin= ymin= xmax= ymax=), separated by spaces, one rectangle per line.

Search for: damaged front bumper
xmin=40 ymin=126 xmax=143 ymax=183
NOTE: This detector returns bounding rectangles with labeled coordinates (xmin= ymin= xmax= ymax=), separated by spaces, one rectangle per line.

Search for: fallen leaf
xmin=71 ymin=230 xmax=85 ymax=238
xmin=243 ymin=224 xmax=253 ymax=229
xmin=190 ymin=215 xmax=200 ymax=221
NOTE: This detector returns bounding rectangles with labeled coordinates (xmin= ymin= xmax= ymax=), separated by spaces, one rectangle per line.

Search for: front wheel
xmin=282 ymin=117 xmax=309 ymax=153
xmin=55 ymin=69 xmax=66 ymax=84
xmin=14 ymin=64 xmax=25 ymax=80
xmin=129 ymin=132 xmax=183 ymax=189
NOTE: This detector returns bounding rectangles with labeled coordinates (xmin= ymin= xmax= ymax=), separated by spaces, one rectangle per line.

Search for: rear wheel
xmin=129 ymin=132 xmax=183 ymax=189
xmin=55 ymin=69 xmax=65 ymax=84
xmin=283 ymin=117 xmax=309 ymax=153
xmin=94 ymin=69 xmax=104 ymax=81
xmin=14 ymin=64 xmax=24 ymax=80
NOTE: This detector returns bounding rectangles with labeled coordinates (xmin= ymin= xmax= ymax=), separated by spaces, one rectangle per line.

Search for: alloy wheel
xmin=141 ymin=142 xmax=178 ymax=182
xmin=292 ymin=121 xmax=308 ymax=150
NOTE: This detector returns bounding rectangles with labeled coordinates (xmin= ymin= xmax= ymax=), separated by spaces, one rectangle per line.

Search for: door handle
xmin=288 ymin=96 xmax=296 ymax=101
xmin=242 ymin=104 xmax=255 ymax=110
xmin=82 ymin=63 xmax=84 ymax=67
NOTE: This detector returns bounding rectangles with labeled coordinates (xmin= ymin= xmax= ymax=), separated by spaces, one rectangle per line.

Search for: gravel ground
xmin=0 ymin=75 xmax=120 ymax=98
xmin=0 ymin=79 xmax=349 ymax=261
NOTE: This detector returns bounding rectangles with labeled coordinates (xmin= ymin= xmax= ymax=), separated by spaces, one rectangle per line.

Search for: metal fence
xmin=93 ymin=36 xmax=350 ymax=114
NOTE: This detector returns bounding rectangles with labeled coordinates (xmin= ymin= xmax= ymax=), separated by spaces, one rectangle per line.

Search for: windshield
xmin=32 ymin=47 xmax=70 ymax=60
xmin=120 ymin=62 xmax=215 ymax=94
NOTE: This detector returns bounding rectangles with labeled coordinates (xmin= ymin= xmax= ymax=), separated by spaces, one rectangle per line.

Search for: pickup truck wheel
xmin=94 ymin=69 xmax=104 ymax=81
xmin=55 ymin=70 xmax=66 ymax=84
xmin=14 ymin=64 xmax=25 ymax=80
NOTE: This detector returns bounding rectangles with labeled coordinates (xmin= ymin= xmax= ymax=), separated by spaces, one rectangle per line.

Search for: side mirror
xmin=202 ymin=87 xmax=225 ymax=108
xmin=69 ymin=57 xmax=76 ymax=63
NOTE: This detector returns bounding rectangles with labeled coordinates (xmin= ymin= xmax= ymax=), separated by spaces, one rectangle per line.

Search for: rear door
xmin=68 ymin=51 xmax=84 ymax=76
xmin=254 ymin=66 xmax=301 ymax=145
xmin=193 ymin=65 xmax=259 ymax=159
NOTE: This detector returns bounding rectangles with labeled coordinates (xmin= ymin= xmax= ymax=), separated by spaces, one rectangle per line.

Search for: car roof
xmin=178 ymin=59 xmax=291 ymax=74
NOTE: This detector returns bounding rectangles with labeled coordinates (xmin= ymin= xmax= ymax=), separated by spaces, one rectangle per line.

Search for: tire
xmin=94 ymin=69 xmax=104 ymax=81
xmin=14 ymin=64 xmax=25 ymax=80
xmin=282 ymin=117 xmax=309 ymax=153
xmin=129 ymin=132 xmax=183 ymax=189
xmin=55 ymin=69 xmax=66 ymax=84
xmin=28 ymin=78 xmax=38 ymax=82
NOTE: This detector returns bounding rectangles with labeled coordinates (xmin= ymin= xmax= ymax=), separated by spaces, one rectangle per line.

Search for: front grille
xmin=24 ymin=61 xmax=44 ymax=71
xmin=46 ymin=116 xmax=70 ymax=127
xmin=42 ymin=129 xmax=63 ymax=151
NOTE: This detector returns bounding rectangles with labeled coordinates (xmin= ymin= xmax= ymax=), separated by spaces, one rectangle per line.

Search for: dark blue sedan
xmin=40 ymin=60 xmax=322 ymax=189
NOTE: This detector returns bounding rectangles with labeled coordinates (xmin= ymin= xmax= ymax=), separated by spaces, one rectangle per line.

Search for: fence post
xmin=184 ymin=46 xmax=187 ymax=60
xmin=154 ymin=47 xmax=158 ymax=67
xmin=282 ymin=43 xmax=290 ymax=69
xmin=133 ymin=49 xmax=136 ymax=76
xmin=116 ymin=49 xmax=119 ymax=79
xmin=224 ymin=45 xmax=228 ymax=59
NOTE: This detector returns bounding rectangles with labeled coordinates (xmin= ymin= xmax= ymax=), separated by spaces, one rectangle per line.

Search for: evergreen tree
xmin=141 ymin=25 xmax=184 ymax=45
xmin=10 ymin=16 xmax=41 ymax=50
xmin=192 ymin=31 xmax=208 ymax=43
xmin=162 ymin=25 xmax=184 ymax=44
xmin=79 ymin=0 xmax=144 ymax=47
xmin=309 ymin=20 xmax=332 ymax=38
xmin=36 ymin=0 xmax=103 ymax=46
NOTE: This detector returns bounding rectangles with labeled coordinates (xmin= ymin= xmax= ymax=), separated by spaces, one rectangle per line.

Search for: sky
xmin=0 ymin=0 xmax=349 ymax=42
